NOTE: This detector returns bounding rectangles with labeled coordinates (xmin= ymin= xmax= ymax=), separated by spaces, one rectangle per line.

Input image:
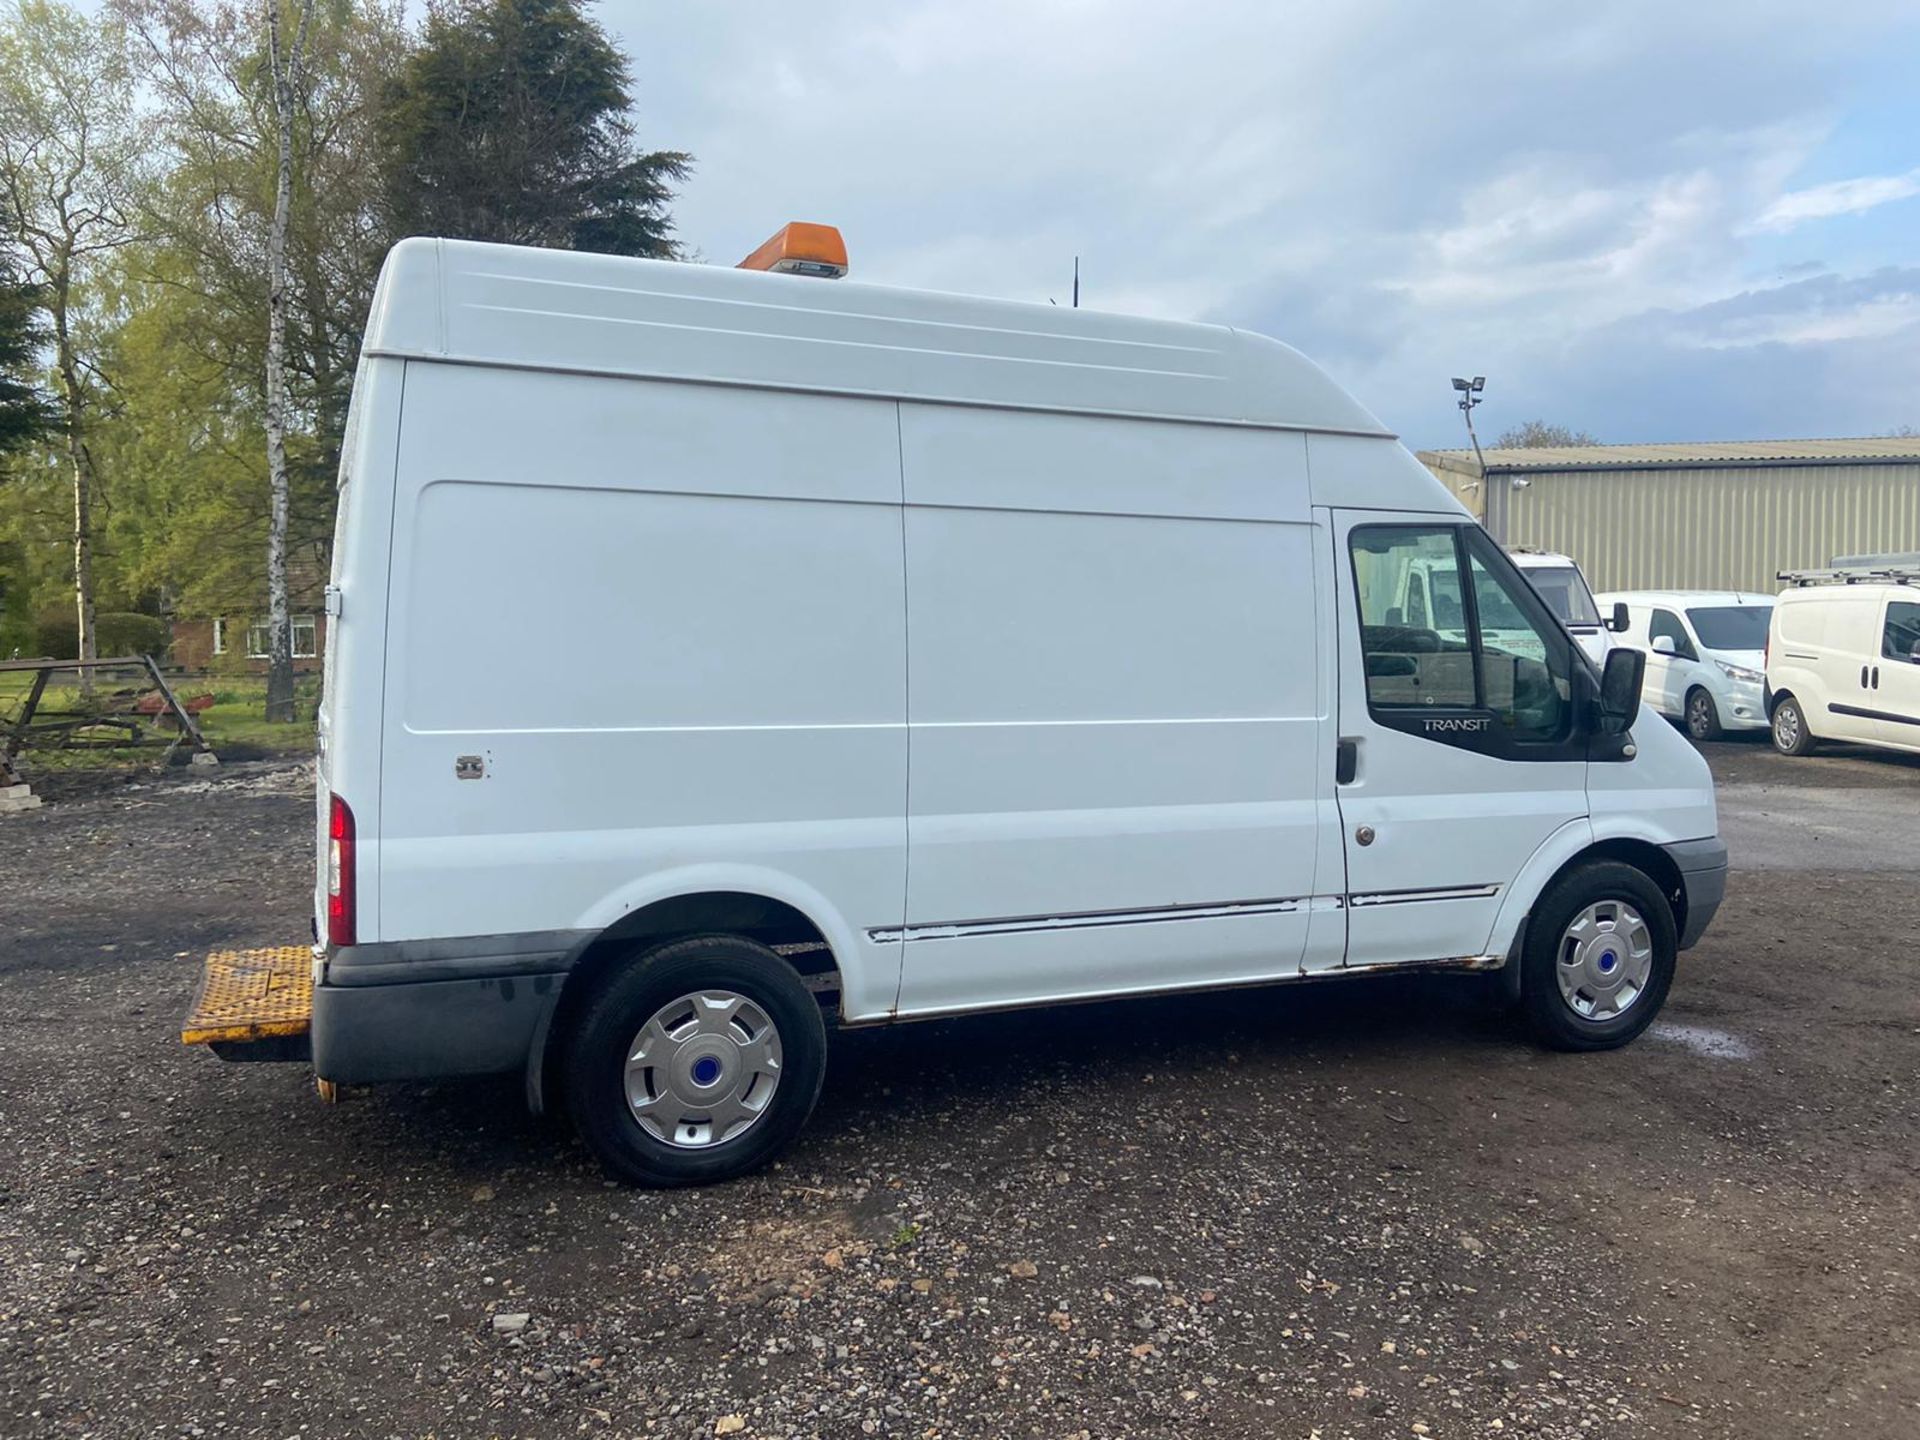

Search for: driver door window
xmin=1350 ymin=526 xmax=1573 ymax=749
xmin=1882 ymin=602 xmax=1920 ymax=663
xmin=1649 ymin=609 xmax=1695 ymax=660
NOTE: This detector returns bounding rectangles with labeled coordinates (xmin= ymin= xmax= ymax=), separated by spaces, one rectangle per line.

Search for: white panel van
xmin=206 ymin=237 xmax=1728 ymax=1185
xmin=1509 ymin=550 xmax=1612 ymax=667
xmin=1767 ymin=561 xmax=1920 ymax=756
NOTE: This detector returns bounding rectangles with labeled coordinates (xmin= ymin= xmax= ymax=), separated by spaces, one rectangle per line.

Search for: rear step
xmin=182 ymin=946 xmax=314 ymax=1062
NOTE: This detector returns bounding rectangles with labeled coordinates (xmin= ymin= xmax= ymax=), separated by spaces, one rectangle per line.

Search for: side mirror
xmin=1597 ymin=647 xmax=1645 ymax=734
xmin=1650 ymin=635 xmax=1677 ymax=656
xmin=1910 ymin=642 xmax=1920 ymax=666
xmin=1607 ymin=601 xmax=1629 ymax=633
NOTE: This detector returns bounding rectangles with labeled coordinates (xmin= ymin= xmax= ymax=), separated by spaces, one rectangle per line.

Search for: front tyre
xmin=565 ymin=935 xmax=828 ymax=1186
xmin=1684 ymin=687 xmax=1723 ymax=742
xmin=1520 ymin=861 xmax=1676 ymax=1052
xmin=1771 ymin=694 xmax=1817 ymax=755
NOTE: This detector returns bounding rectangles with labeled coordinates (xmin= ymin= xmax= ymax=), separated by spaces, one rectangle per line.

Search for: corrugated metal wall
xmin=1431 ymin=466 xmax=1487 ymax=522
xmin=1482 ymin=463 xmax=1920 ymax=593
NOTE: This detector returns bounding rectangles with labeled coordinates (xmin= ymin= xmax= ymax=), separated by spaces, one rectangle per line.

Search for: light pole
xmin=1450 ymin=375 xmax=1488 ymax=525
xmin=1451 ymin=374 xmax=1487 ymax=475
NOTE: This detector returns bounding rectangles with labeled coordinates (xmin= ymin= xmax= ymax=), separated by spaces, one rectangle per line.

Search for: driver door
xmin=1876 ymin=599 xmax=1920 ymax=749
xmin=1329 ymin=514 xmax=1591 ymax=970
xmin=1646 ymin=608 xmax=1695 ymax=717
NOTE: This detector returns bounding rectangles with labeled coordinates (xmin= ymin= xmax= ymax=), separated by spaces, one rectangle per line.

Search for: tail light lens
xmin=327 ymin=793 xmax=357 ymax=947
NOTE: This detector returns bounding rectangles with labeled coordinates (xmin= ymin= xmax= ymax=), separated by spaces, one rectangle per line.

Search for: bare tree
xmin=0 ymin=0 xmax=146 ymax=692
xmin=1493 ymin=420 xmax=1598 ymax=449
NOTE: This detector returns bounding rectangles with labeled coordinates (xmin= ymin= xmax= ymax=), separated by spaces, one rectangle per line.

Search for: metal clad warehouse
xmin=1417 ymin=438 xmax=1920 ymax=593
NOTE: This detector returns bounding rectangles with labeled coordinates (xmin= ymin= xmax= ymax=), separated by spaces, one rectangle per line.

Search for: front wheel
xmin=564 ymin=935 xmax=828 ymax=1186
xmin=1771 ymin=694 xmax=1817 ymax=755
xmin=1684 ymin=687 xmax=1723 ymax=742
xmin=1520 ymin=861 xmax=1676 ymax=1051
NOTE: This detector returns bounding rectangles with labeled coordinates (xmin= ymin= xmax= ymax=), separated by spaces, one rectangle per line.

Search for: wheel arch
xmin=530 ymin=874 xmax=861 ymax=1115
xmin=1488 ymin=823 xmax=1685 ymax=974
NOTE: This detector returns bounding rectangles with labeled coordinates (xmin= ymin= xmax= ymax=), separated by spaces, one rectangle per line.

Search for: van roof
xmin=1775 ymin=581 xmax=1916 ymax=602
xmin=1594 ymin=589 xmax=1775 ymax=608
xmin=363 ymin=238 xmax=1394 ymax=438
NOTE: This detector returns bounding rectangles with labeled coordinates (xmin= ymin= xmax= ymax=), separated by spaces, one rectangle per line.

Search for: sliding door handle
xmin=1336 ymin=738 xmax=1359 ymax=785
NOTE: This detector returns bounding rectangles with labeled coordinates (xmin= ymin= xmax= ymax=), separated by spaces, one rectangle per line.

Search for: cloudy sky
xmin=603 ymin=0 xmax=1920 ymax=450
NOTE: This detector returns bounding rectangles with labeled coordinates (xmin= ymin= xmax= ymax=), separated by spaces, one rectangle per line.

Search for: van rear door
xmin=1330 ymin=513 xmax=1590 ymax=968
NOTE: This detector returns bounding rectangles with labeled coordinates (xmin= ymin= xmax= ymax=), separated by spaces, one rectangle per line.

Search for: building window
xmin=246 ymin=616 xmax=317 ymax=659
xmin=212 ymin=618 xmax=227 ymax=655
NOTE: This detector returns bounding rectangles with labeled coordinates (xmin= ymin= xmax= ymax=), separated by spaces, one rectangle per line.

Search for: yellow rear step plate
xmin=182 ymin=945 xmax=313 ymax=1046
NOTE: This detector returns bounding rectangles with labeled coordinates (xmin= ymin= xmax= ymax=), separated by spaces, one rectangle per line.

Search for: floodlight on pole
xmin=1450 ymin=374 xmax=1489 ymax=497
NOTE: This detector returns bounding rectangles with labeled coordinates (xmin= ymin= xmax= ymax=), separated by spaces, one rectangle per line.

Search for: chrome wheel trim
xmin=623 ymin=990 xmax=783 ymax=1149
xmin=1555 ymin=900 xmax=1655 ymax=1023
xmin=1773 ymin=702 xmax=1800 ymax=749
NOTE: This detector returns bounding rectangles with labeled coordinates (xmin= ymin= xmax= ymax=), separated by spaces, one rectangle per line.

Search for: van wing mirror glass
xmin=1597 ymin=647 xmax=1645 ymax=733
xmin=1608 ymin=601 xmax=1629 ymax=633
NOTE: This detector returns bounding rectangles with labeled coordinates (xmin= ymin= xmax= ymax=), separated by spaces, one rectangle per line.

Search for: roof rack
xmin=1831 ymin=551 xmax=1920 ymax=569
xmin=1777 ymin=564 xmax=1920 ymax=587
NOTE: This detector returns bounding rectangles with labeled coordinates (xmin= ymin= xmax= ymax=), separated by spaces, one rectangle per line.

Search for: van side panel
xmin=1773 ymin=591 xmax=1883 ymax=745
xmin=894 ymin=405 xmax=1334 ymax=1015
xmin=316 ymin=356 xmax=406 ymax=943
xmin=374 ymin=363 xmax=908 ymax=1018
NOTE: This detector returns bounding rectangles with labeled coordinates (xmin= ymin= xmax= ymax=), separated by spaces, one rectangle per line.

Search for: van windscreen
xmin=1687 ymin=605 xmax=1771 ymax=652
xmin=1523 ymin=566 xmax=1601 ymax=628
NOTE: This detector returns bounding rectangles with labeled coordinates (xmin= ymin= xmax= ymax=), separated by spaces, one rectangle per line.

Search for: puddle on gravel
xmin=1648 ymin=1022 xmax=1754 ymax=1061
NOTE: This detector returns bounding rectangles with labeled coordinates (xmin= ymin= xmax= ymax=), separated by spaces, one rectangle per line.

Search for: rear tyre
xmin=1684 ymin=687 xmax=1723 ymax=742
xmin=1520 ymin=861 xmax=1675 ymax=1052
xmin=1770 ymin=694 xmax=1817 ymax=755
xmin=564 ymin=935 xmax=828 ymax=1186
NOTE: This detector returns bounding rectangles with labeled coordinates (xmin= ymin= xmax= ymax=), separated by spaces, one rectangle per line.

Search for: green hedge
xmin=33 ymin=609 xmax=171 ymax=660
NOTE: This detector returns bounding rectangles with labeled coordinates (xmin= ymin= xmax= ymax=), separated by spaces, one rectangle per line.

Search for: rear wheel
xmin=1520 ymin=861 xmax=1675 ymax=1051
xmin=564 ymin=935 xmax=827 ymax=1186
xmin=1771 ymin=694 xmax=1817 ymax=755
xmin=1684 ymin=687 xmax=1723 ymax=742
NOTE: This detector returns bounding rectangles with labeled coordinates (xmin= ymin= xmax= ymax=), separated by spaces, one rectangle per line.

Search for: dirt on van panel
xmin=0 ymin=746 xmax=1915 ymax=1439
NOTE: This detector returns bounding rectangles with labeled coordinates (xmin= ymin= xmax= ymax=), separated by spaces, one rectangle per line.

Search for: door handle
xmin=1336 ymin=738 xmax=1359 ymax=785
xmin=1872 ymin=666 xmax=1880 ymax=689
xmin=1862 ymin=665 xmax=1871 ymax=688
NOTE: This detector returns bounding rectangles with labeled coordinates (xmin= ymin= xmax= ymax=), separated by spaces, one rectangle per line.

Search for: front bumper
xmin=1664 ymin=837 xmax=1728 ymax=949
xmin=1722 ymin=680 xmax=1768 ymax=731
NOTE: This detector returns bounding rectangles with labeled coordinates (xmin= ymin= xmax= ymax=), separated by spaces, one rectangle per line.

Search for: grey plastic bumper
xmin=1664 ymin=837 xmax=1728 ymax=950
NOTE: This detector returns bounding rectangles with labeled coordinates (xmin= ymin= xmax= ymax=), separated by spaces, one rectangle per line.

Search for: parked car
xmin=1767 ymin=560 xmax=1920 ymax=757
xmin=1594 ymin=591 xmax=1774 ymax=740
xmin=184 ymin=231 xmax=1727 ymax=1186
xmin=1510 ymin=550 xmax=1613 ymax=666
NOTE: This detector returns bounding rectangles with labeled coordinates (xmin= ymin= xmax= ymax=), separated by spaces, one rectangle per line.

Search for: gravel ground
xmin=1 ymin=744 xmax=1916 ymax=1439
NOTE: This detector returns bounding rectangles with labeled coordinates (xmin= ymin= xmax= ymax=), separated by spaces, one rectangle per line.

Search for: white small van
xmin=1595 ymin=591 xmax=1774 ymax=740
xmin=189 ymin=232 xmax=1727 ymax=1185
xmin=1767 ymin=559 xmax=1920 ymax=757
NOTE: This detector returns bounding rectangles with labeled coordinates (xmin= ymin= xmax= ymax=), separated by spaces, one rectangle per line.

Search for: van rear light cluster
xmin=327 ymin=793 xmax=357 ymax=947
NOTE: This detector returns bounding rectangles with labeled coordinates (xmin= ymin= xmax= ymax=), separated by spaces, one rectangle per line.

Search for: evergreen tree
xmin=378 ymin=0 xmax=689 ymax=256
xmin=0 ymin=249 xmax=53 ymax=463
